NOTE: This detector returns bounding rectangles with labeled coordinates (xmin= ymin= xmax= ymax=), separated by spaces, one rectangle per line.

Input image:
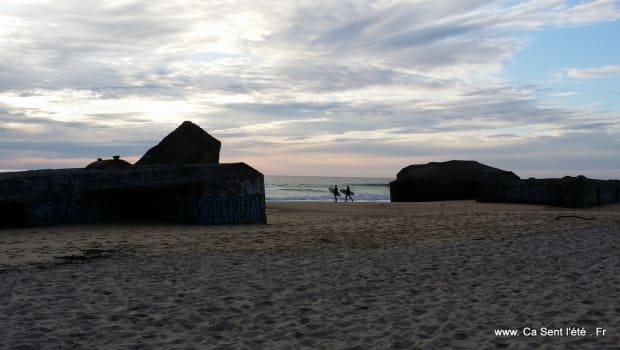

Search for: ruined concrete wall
xmin=477 ymin=177 xmax=620 ymax=208
xmin=582 ymin=179 xmax=620 ymax=207
xmin=0 ymin=163 xmax=265 ymax=227
xmin=477 ymin=178 xmax=571 ymax=207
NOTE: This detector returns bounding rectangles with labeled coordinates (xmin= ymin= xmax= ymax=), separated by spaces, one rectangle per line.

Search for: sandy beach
xmin=1 ymin=201 xmax=619 ymax=349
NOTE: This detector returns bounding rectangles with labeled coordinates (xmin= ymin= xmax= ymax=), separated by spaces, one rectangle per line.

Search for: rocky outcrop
xmin=0 ymin=163 xmax=265 ymax=227
xmin=135 ymin=121 xmax=221 ymax=165
xmin=390 ymin=160 xmax=519 ymax=202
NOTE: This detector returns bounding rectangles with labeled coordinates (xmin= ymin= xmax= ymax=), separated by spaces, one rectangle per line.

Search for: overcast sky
xmin=1 ymin=0 xmax=619 ymax=178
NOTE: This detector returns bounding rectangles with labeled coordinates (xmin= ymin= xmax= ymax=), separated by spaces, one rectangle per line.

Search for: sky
xmin=1 ymin=0 xmax=619 ymax=178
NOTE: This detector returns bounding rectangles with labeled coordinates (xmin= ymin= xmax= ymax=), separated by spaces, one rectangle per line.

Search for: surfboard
xmin=328 ymin=187 xmax=341 ymax=196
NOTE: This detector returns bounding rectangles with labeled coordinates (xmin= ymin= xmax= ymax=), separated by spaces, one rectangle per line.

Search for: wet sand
xmin=1 ymin=201 xmax=619 ymax=349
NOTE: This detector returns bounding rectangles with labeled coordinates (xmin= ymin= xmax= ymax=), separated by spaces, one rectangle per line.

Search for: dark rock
xmin=86 ymin=156 xmax=132 ymax=169
xmin=390 ymin=160 xmax=519 ymax=202
xmin=0 ymin=163 xmax=265 ymax=227
xmin=135 ymin=121 xmax=221 ymax=165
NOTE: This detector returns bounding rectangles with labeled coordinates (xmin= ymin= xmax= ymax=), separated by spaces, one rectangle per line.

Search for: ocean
xmin=265 ymin=175 xmax=391 ymax=202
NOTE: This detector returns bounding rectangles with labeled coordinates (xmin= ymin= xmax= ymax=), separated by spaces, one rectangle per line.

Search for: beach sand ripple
xmin=1 ymin=201 xmax=619 ymax=349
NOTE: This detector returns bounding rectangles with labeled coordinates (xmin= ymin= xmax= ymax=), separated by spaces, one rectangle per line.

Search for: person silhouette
xmin=333 ymin=185 xmax=339 ymax=202
xmin=344 ymin=185 xmax=354 ymax=202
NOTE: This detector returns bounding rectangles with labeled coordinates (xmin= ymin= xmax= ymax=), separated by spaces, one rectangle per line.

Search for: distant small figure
xmin=330 ymin=185 xmax=340 ymax=202
xmin=343 ymin=185 xmax=354 ymax=202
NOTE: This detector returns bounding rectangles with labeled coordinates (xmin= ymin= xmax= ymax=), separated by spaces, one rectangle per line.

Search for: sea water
xmin=265 ymin=175 xmax=391 ymax=202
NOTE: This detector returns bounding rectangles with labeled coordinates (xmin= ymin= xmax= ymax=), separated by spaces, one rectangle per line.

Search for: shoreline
xmin=1 ymin=200 xmax=619 ymax=268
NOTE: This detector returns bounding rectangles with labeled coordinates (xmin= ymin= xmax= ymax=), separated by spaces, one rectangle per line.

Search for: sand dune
xmin=1 ymin=201 xmax=619 ymax=349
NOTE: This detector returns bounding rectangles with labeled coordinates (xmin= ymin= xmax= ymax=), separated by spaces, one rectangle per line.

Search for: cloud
xmin=222 ymin=129 xmax=620 ymax=178
xmin=567 ymin=65 xmax=620 ymax=78
xmin=0 ymin=1 xmax=619 ymax=177
xmin=549 ymin=91 xmax=580 ymax=97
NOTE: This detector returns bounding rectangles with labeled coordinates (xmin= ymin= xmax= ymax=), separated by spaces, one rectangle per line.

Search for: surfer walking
xmin=333 ymin=185 xmax=339 ymax=202
xmin=344 ymin=185 xmax=354 ymax=202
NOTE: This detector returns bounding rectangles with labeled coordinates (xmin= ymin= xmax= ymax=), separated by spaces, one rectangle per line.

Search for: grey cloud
xmin=1 ymin=1 xmax=191 ymax=94
xmin=3 ymin=0 xmax=618 ymax=96
xmin=275 ymin=63 xmax=454 ymax=93
xmin=564 ymin=121 xmax=619 ymax=131
xmin=0 ymin=103 xmax=150 ymax=130
xmin=224 ymin=102 xmax=343 ymax=117
xmin=567 ymin=65 xmax=620 ymax=79
xmin=277 ymin=64 xmax=398 ymax=92
xmin=0 ymin=140 xmax=145 ymax=158
xmin=274 ymin=2 xmax=509 ymax=70
xmin=16 ymin=1 xmax=188 ymax=50
xmin=282 ymin=130 xmax=620 ymax=177
xmin=488 ymin=133 xmax=520 ymax=139
xmin=376 ymin=24 xmax=477 ymax=50
xmin=0 ymin=102 xmax=171 ymax=162
xmin=0 ymin=0 xmax=607 ymax=98
xmin=0 ymin=0 xmax=618 ymax=176
xmin=210 ymin=90 xmax=617 ymax=139
xmin=86 ymin=113 xmax=152 ymax=124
